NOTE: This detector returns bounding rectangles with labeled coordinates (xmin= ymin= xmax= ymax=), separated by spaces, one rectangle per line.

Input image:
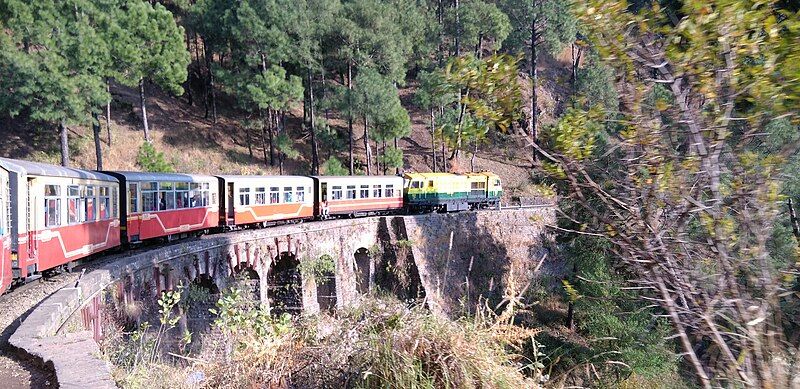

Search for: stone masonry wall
xmin=9 ymin=207 xmax=555 ymax=388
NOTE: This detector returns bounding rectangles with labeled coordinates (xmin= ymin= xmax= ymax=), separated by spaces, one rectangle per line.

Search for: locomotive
xmin=0 ymin=157 xmax=502 ymax=293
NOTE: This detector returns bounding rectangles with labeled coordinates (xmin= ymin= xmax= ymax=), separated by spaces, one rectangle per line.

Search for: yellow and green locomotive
xmin=403 ymin=172 xmax=502 ymax=212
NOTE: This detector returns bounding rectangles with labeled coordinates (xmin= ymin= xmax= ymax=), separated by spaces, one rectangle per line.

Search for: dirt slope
xmin=0 ymin=52 xmax=575 ymax=202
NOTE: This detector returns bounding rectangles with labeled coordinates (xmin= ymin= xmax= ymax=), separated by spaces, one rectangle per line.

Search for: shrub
xmin=136 ymin=142 xmax=174 ymax=172
xmin=321 ymin=156 xmax=349 ymax=175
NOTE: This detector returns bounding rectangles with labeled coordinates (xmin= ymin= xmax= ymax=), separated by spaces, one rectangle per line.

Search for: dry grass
xmin=104 ymin=289 xmax=546 ymax=389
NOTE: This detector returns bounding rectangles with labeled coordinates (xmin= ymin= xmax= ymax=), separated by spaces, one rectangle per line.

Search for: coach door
xmin=26 ymin=179 xmax=38 ymax=262
xmin=226 ymin=182 xmax=235 ymax=224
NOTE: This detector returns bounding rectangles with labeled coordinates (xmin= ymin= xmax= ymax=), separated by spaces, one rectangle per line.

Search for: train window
xmin=373 ymin=185 xmax=382 ymax=198
xmin=159 ymin=182 xmax=175 ymax=210
xmin=331 ymin=186 xmax=342 ymax=200
xmin=67 ymin=185 xmax=80 ymax=224
xmin=360 ymin=185 xmax=369 ymax=198
xmin=142 ymin=182 xmax=158 ymax=213
xmin=494 ymin=179 xmax=501 ymax=186
xmin=239 ymin=187 xmax=251 ymax=206
xmin=189 ymin=183 xmax=199 ymax=207
xmin=99 ymin=187 xmax=110 ymax=220
xmin=85 ymin=186 xmax=96 ymax=222
xmin=44 ymin=185 xmax=61 ymax=227
xmin=269 ymin=187 xmax=280 ymax=204
xmin=385 ymin=185 xmax=395 ymax=198
xmin=175 ymin=182 xmax=190 ymax=208
xmin=255 ymin=187 xmax=266 ymax=205
xmin=428 ymin=180 xmax=434 ymax=188
xmin=283 ymin=187 xmax=293 ymax=203
xmin=128 ymin=183 xmax=139 ymax=214
xmin=346 ymin=185 xmax=356 ymax=200
xmin=295 ymin=187 xmax=305 ymax=202
xmin=410 ymin=181 xmax=422 ymax=189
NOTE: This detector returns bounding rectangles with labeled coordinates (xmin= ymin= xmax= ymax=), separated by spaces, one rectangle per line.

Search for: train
xmin=0 ymin=157 xmax=503 ymax=293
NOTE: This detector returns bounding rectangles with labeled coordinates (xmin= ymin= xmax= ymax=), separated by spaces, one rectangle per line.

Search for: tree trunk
xmin=437 ymin=0 xmax=444 ymax=66
xmin=204 ymin=42 xmax=217 ymax=123
xmin=93 ymin=112 xmax=103 ymax=171
xmin=260 ymin=109 xmax=269 ymax=166
xmin=470 ymin=141 xmax=477 ymax=172
xmin=454 ymin=0 xmax=460 ymax=57
xmin=246 ymin=126 xmax=253 ymax=158
xmin=106 ymin=79 xmax=112 ymax=145
xmin=308 ymin=69 xmax=320 ymax=175
xmin=364 ymin=115 xmax=372 ymax=175
xmin=139 ymin=78 xmax=151 ymax=142
xmin=198 ymin=34 xmax=209 ymax=118
xmin=269 ymin=110 xmax=275 ymax=166
xmin=530 ymin=19 xmax=538 ymax=162
xmin=789 ymin=199 xmax=800 ymax=245
xmin=475 ymin=32 xmax=483 ymax=58
xmin=570 ymin=42 xmax=582 ymax=91
xmin=441 ymin=131 xmax=448 ymax=172
xmin=394 ymin=136 xmax=400 ymax=175
xmin=430 ymin=109 xmax=437 ymax=172
xmin=184 ymin=28 xmax=193 ymax=106
xmin=59 ymin=121 xmax=69 ymax=167
xmin=348 ymin=61 xmax=354 ymax=175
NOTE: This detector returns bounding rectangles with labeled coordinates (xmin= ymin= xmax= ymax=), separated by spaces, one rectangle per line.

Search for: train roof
xmin=312 ymin=175 xmax=403 ymax=180
xmin=103 ymin=171 xmax=217 ymax=182
xmin=0 ymin=158 xmax=118 ymax=182
xmin=216 ymin=175 xmax=312 ymax=180
xmin=404 ymin=172 xmax=498 ymax=179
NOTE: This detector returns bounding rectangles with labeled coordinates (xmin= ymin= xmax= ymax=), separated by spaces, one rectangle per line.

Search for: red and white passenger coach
xmin=105 ymin=172 xmax=219 ymax=243
xmin=0 ymin=167 xmax=11 ymax=293
xmin=0 ymin=158 xmax=121 ymax=291
xmin=218 ymin=175 xmax=314 ymax=227
xmin=312 ymin=175 xmax=404 ymax=217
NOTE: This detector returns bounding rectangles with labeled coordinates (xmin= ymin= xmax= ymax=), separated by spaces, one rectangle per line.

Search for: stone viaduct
xmin=9 ymin=207 xmax=555 ymax=388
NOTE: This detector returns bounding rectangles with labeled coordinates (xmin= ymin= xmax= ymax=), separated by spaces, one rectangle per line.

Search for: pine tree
xmin=499 ymin=0 xmax=576 ymax=161
xmin=0 ymin=0 xmax=110 ymax=167
xmin=111 ymin=0 xmax=189 ymax=142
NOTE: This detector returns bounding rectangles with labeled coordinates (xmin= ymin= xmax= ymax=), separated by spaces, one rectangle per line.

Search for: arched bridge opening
xmin=268 ymin=252 xmax=302 ymax=316
xmin=354 ymin=248 xmax=371 ymax=294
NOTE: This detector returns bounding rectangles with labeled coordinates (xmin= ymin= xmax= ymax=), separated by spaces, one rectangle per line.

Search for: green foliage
xmin=544 ymin=237 xmax=681 ymax=385
xmin=543 ymin=107 xmax=603 ymax=161
xmin=209 ymin=287 xmax=293 ymax=355
xmin=500 ymin=0 xmax=578 ymax=57
xmin=378 ymin=146 xmax=404 ymax=170
xmin=436 ymin=53 xmax=523 ymax=156
xmin=136 ymin=143 xmax=175 ymax=173
xmin=0 ymin=1 xmax=110 ymax=126
xmin=299 ymin=253 xmax=336 ymax=280
xmin=275 ymin=133 xmax=299 ymax=160
xmin=574 ymin=55 xmax=619 ymax=113
xmin=443 ymin=0 xmax=511 ymax=54
xmin=320 ymin=156 xmax=349 ymax=176
xmin=110 ymin=0 xmax=189 ymax=93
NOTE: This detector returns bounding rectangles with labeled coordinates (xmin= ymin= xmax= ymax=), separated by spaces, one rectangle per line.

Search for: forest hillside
xmin=1 ymin=0 xmax=799 ymax=388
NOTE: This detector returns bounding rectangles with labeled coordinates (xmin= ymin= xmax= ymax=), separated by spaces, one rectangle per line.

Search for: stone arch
xmin=192 ymin=273 xmax=220 ymax=295
xmin=354 ymin=247 xmax=371 ymax=294
xmin=315 ymin=254 xmax=337 ymax=312
xmin=268 ymin=252 xmax=302 ymax=316
xmin=233 ymin=264 xmax=260 ymax=301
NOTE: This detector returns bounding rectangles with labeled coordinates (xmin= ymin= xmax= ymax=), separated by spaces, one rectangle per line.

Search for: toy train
xmin=0 ymin=157 xmax=503 ymax=293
